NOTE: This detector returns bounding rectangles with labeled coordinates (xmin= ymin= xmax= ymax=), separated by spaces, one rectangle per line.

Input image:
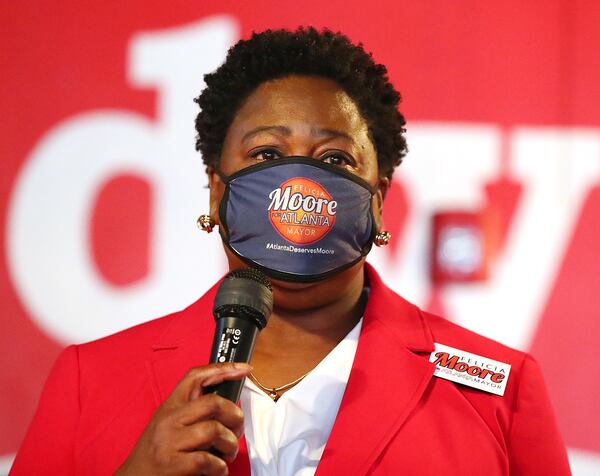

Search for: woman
xmin=11 ymin=28 xmax=571 ymax=475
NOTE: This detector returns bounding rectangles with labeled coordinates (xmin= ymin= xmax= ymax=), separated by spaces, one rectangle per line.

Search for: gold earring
xmin=374 ymin=230 xmax=391 ymax=247
xmin=197 ymin=214 xmax=215 ymax=233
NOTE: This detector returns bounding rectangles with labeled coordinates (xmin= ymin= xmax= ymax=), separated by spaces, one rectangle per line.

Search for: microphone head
xmin=213 ymin=268 xmax=273 ymax=329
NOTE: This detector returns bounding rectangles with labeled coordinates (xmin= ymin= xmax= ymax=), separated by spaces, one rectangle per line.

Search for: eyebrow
xmin=241 ymin=125 xmax=355 ymax=143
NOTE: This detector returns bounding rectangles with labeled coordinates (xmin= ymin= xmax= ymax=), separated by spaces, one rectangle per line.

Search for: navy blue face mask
xmin=218 ymin=157 xmax=377 ymax=282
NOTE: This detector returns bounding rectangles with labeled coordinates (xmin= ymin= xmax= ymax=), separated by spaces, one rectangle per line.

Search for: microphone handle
xmin=205 ymin=315 xmax=259 ymax=403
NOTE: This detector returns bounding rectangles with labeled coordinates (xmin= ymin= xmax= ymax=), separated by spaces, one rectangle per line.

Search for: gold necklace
xmin=248 ymin=371 xmax=310 ymax=402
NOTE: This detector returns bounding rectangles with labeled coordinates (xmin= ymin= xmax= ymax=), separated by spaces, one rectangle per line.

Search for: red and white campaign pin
xmin=429 ymin=343 xmax=511 ymax=396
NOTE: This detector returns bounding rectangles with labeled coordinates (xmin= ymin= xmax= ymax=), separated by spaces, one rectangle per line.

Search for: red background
xmin=2 ymin=0 xmax=599 ymax=466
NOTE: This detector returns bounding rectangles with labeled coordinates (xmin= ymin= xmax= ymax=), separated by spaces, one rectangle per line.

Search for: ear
xmin=372 ymin=176 xmax=390 ymax=232
xmin=207 ymin=166 xmax=225 ymax=226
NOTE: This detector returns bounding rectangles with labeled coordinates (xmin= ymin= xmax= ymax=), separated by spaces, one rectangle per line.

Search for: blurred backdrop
xmin=2 ymin=1 xmax=599 ymax=474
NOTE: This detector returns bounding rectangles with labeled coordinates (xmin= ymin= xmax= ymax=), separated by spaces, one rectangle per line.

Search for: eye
xmin=320 ymin=151 xmax=353 ymax=167
xmin=249 ymin=148 xmax=282 ymax=161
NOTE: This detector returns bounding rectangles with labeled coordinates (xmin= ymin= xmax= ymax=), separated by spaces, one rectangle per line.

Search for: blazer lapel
xmin=145 ymin=281 xmax=251 ymax=476
xmin=316 ymin=265 xmax=436 ymax=475
xmin=146 ymin=285 xmax=216 ymax=404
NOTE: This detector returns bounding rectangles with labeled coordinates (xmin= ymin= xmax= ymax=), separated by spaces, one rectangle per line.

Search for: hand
xmin=115 ymin=363 xmax=251 ymax=476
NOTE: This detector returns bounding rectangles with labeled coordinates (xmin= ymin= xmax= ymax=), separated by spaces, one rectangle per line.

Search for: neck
xmin=251 ymin=267 xmax=366 ymax=383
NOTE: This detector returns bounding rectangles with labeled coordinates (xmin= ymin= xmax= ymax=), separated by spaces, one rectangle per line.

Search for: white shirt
xmin=240 ymin=319 xmax=362 ymax=476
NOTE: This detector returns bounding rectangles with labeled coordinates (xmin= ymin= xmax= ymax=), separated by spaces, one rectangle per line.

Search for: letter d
xmin=7 ymin=17 xmax=238 ymax=343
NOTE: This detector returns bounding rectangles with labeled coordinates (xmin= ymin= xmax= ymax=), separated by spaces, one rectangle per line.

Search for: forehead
xmin=229 ymin=75 xmax=370 ymax=136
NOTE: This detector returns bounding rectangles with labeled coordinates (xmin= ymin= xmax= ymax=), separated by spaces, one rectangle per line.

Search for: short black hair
xmin=194 ymin=27 xmax=407 ymax=179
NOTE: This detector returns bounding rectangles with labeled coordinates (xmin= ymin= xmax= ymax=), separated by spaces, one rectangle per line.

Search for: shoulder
xmin=51 ymin=289 xmax=217 ymax=413
xmin=417 ymin=308 xmax=550 ymax=425
xmin=368 ymin=274 xmax=570 ymax=473
xmin=64 ymin=310 xmax=184 ymax=402
xmin=369 ymin=268 xmax=535 ymax=406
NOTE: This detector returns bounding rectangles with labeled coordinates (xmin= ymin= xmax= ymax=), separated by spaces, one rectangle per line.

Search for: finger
xmin=200 ymin=369 xmax=251 ymax=391
xmin=183 ymin=450 xmax=229 ymax=476
xmin=167 ymin=363 xmax=252 ymax=404
xmin=192 ymin=368 xmax=252 ymax=401
xmin=174 ymin=393 xmax=245 ymax=435
xmin=177 ymin=420 xmax=239 ymax=461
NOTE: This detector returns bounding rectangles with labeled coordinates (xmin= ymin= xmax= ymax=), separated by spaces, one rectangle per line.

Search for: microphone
xmin=205 ymin=268 xmax=273 ymax=403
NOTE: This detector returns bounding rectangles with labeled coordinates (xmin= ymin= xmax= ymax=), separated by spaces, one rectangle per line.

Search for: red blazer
xmin=11 ymin=265 xmax=571 ymax=475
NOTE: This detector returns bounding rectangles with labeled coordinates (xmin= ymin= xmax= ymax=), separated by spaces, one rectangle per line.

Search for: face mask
xmin=217 ymin=157 xmax=377 ymax=282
